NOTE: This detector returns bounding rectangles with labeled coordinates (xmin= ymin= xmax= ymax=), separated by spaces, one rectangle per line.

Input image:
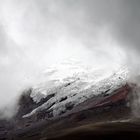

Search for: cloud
xmin=0 ymin=0 xmax=140 ymax=118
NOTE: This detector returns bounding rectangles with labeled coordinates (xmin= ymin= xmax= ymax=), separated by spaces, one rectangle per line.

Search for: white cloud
xmin=0 ymin=0 xmax=133 ymax=118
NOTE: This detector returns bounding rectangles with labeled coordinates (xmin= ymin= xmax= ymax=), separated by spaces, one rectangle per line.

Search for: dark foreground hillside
xmin=47 ymin=118 xmax=140 ymax=140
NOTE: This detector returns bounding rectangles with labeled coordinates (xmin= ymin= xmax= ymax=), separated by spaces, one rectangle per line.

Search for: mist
xmin=0 ymin=0 xmax=140 ymax=118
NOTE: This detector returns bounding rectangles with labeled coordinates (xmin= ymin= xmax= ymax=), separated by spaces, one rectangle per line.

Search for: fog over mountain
xmin=0 ymin=0 xmax=140 ymax=118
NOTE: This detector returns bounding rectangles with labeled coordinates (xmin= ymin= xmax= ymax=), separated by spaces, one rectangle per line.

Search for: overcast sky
xmin=0 ymin=0 xmax=140 ymax=116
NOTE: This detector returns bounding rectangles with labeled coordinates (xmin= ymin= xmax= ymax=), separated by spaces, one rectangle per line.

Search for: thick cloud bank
xmin=0 ymin=0 xmax=140 ymax=118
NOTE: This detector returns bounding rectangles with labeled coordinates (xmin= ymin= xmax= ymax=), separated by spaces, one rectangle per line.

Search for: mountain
xmin=0 ymin=66 xmax=136 ymax=139
xmin=18 ymin=67 xmax=128 ymax=119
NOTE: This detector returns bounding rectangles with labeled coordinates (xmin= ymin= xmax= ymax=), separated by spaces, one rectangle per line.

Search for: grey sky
xmin=0 ymin=0 xmax=140 ymax=117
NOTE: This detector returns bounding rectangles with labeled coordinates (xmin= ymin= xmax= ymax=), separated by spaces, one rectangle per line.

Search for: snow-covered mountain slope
xmin=22 ymin=65 xmax=129 ymax=119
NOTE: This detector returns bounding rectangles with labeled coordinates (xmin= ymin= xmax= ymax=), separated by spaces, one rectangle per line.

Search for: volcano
xmin=0 ymin=67 xmax=138 ymax=140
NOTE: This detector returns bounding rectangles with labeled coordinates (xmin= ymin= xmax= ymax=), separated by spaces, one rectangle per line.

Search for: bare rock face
xmin=16 ymin=88 xmax=34 ymax=119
